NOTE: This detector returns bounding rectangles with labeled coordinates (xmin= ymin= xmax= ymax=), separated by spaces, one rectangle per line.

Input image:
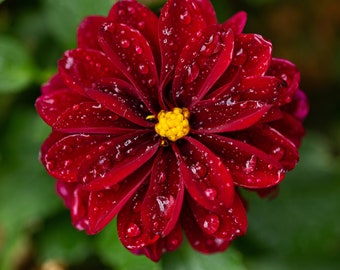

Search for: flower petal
xmin=283 ymin=89 xmax=309 ymax=122
xmin=174 ymin=137 xmax=234 ymax=212
xmin=58 ymin=48 xmax=124 ymax=96
xmin=108 ymin=0 xmax=160 ymax=69
xmin=134 ymin=222 xmax=183 ymax=262
xmin=117 ymin=184 xmax=160 ymax=250
xmin=195 ymin=133 xmax=285 ymax=189
xmin=35 ymin=89 xmax=89 ymax=126
xmin=44 ymin=134 xmax=111 ymax=182
xmin=86 ymin=81 xmax=153 ymax=127
xmin=266 ymin=58 xmax=300 ymax=100
xmin=229 ymin=124 xmax=299 ymax=171
xmin=191 ymin=100 xmax=271 ymax=133
xmin=270 ymin=112 xmax=306 ymax=148
xmin=223 ymin=11 xmax=247 ymax=34
xmin=141 ymin=148 xmax=184 ymax=237
xmin=187 ymin=193 xmax=247 ymax=240
xmin=88 ymin=159 xmax=153 ymax=234
xmin=56 ymin=181 xmax=90 ymax=231
xmin=77 ymin=16 xmax=108 ymax=50
xmin=181 ymin=201 xmax=230 ymax=253
xmin=173 ymin=26 xmax=234 ymax=108
xmin=237 ymin=76 xmax=288 ymax=105
xmin=98 ymin=22 xmax=159 ymax=113
xmin=53 ymin=102 xmax=141 ymax=134
xmin=41 ymin=74 xmax=66 ymax=95
xmin=232 ymin=34 xmax=272 ymax=77
xmin=81 ymin=131 xmax=159 ymax=191
xmin=159 ymin=0 xmax=216 ymax=85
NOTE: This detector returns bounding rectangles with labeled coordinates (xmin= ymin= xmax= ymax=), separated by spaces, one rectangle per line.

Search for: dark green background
xmin=1 ymin=0 xmax=339 ymax=269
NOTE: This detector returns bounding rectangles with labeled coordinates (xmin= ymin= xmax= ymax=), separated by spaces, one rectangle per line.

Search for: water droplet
xmin=135 ymin=45 xmax=143 ymax=55
xmin=202 ymin=214 xmax=220 ymax=234
xmin=127 ymin=6 xmax=135 ymax=14
xmin=126 ymin=147 xmax=137 ymax=157
xmin=85 ymin=154 xmax=92 ymax=160
xmin=185 ymin=62 xmax=199 ymax=84
xmin=179 ymin=10 xmax=192 ymax=25
xmin=97 ymin=192 xmax=104 ymax=198
xmin=137 ymin=21 xmax=145 ymax=29
xmin=204 ymin=188 xmax=217 ymax=201
xmin=132 ymin=201 xmax=141 ymax=212
xmin=272 ymin=146 xmax=285 ymax=161
xmin=190 ymin=162 xmax=208 ymax=179
xmin=114 ymin=150 xmax=123 ymax=161
xmin=156 ymin=195 xmax=175 ymax=217
xmin=72 ymin=104 xmax=80 ymax=111
xmin=63 ymin=159 xmax=73 ymax=168
xmin=126 ymin=223 xmax=141 ymax=237
xmin=120 ymin=39 xmax=131 ymax=48
xmin=158 ymin=171 xmax=166 ymax=183
xmin=285 ymin=96 xmax=292 ymax=103
xmin=118 ymin=9 xmax=126 ymax=16
xmin=138 ymin=63 xmax=149 ymax=74
xmin=243 ymin=155 xmax=257 ymax=174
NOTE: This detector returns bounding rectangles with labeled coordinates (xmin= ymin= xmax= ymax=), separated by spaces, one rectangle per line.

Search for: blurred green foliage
xmin=0 ymin=0 xmax=340 ymax=269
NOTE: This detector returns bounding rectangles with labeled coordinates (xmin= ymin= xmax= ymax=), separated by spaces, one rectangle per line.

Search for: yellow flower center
xmin=150 ymin=107 xmax=190 ymax=142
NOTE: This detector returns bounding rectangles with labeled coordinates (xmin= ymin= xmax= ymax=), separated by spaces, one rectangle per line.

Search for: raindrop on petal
xmin=185 ymin=62 xmax=199 ymax=84
xmin=126 ymin=222 xmax=141 ymax=237
xmin=204 ymin=188 xmax=217 ymax=201
xmin=202 ymin=214 xmax=220 ymax=234
xmin=179 ymin=10 xmax=192 ymax=25
xmin=190 ymin=162 xmax=208 ymax=179
xmin=243 ymin=155 xmax=257 ymax=174
xmin=138 ymin=63 xmax=149 ymax=74
xmin=120 ymin=39 xmax=131 ymax=48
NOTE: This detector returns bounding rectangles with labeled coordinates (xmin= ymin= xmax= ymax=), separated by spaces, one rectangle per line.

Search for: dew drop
xmin=97 ymin=192 xmax=104 ymax=198
xmin=272 ymin=146 xmax=285 ymax=161
xmin=138 ymin=63 xmax=149 ymax=74
xmin=285 ymin=96 xmax=292 ymax=103
xmin=135 ymin=45 xmax=143 ymax=55
xmin=137 ymin=21 xmax=145 ymax=29
xmin=202 ymin=214 xmax=220 ymax=234
xmin=72 ymin=104 xmax=80 ymax=111
xmin=156 ymin=195 xmax=175 ymax=217
xmin=179 ymin=10 xmax=192 ymax=25
xmin=63 ymin=159 xmax=73 ymax=168
xmin=127 ymin=6 xmax=135 ymax=14
xmin=190 ymin=162 xmax=208 ymax=179
xmin=132 ymin=201 xmax=141 ymax=212
xmin=117 ymin=9 xmax=126 ymax=16
xmin=126 ymin=223 xmax=141 ymax=237
xmin=120 ymin=39 xmax=131 ymax=48
xmin=158 ymin=171 xmax=166 ymax=183
xmin=185 ymin=62 xmax=199 ymax=84
xmin=204 ymin=188 xmax=217 ymax=201
xmin=243 ymin=155 xmax=257 ymax=174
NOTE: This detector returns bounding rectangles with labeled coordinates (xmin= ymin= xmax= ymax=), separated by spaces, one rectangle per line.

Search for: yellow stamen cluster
xmin=153 ymin=107 xmax=190 ymax=142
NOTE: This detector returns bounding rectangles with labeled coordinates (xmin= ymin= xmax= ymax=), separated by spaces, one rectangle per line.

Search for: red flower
xmin=36 ymin=0 xmax=308 ymax=262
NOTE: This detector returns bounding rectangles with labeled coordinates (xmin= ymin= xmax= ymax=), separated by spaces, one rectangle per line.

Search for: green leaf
xmin=0 ymin=35 xmax=34 ymax=93
xmin=43 ymin=0 xmax=117 ymax=49
xmin=162 ymin=241 xmax=247 ymax=270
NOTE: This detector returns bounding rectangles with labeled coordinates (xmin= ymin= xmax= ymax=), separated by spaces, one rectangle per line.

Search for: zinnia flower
xmin=36 ymin=0 xmax=308 ymax=262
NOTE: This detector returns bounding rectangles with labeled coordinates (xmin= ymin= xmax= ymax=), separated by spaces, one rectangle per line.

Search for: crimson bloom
xmin=36 ymin=0 xmax=308 ymax=262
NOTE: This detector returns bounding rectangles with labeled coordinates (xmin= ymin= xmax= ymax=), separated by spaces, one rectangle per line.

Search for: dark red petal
xmin=88 ymin=159 xmax=153 ymax=234
xmin=270 ymin=112 xmax=306 ymax=148
xmin=267 ymin=58 xmax=300 ymax=98
xmin=108 ymin=0 xmax=160 ymax=69
xmin=56 ymin=181 xmax=90 ymax=231
xmin=86 ymin=83 xmax=153 ymax=127
xmin=174 ymin=137 xmax=234 ymax=212
xmin=238 ymin=76 xmax=287 ymax=105
xmin=98 ymin=22 xmax=159 ymax=113
xmin=77 ymin=16 xmax=108 ymax=50
xmin=181 ymin=201 xmax=230 ymax=254
xmin=223 ymin=11 xmax=247 ymax=34
xmin=158 ymin=0 xmax=216 ymax=85
xmin=141 ymin=148 xmax=184 ymax=237
xmin=44 ymin=134 xmax=111 ymax=182
xmin=188 ymin=193 xmax=247 ymax=240
xmin=118 ymin=184 xmax=160 ymax=250
xmin=230 ymin=124 xmax=299 ymax=171
xmin=53 ymin=101 xmax=141 ymax=134
xmin=41 ymin=74 xmax=66 ymax=95
xmin=81 ymin=131 xmax=159 ymax=191
xmin=40 ymin=132 xmax=66 ymax=167
xmin=173 ymin=26 xmax=234 ymax=108
xmin=35 ymin=89 xmax=89 ymax=126
xmin=135 ymin=222 xmax=183 ymax=262
xmin=283 ymin=89 xmax=309 ymax=122
xmin=192 ymin=100 xmax=271 ymax=133
xmin=233 ymin=34 xmax=272 ymax=77
xmin=58 ymin=48 xmax=124 ymax=96
xmin=195 ymin=133 xmax=285 ymax=189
